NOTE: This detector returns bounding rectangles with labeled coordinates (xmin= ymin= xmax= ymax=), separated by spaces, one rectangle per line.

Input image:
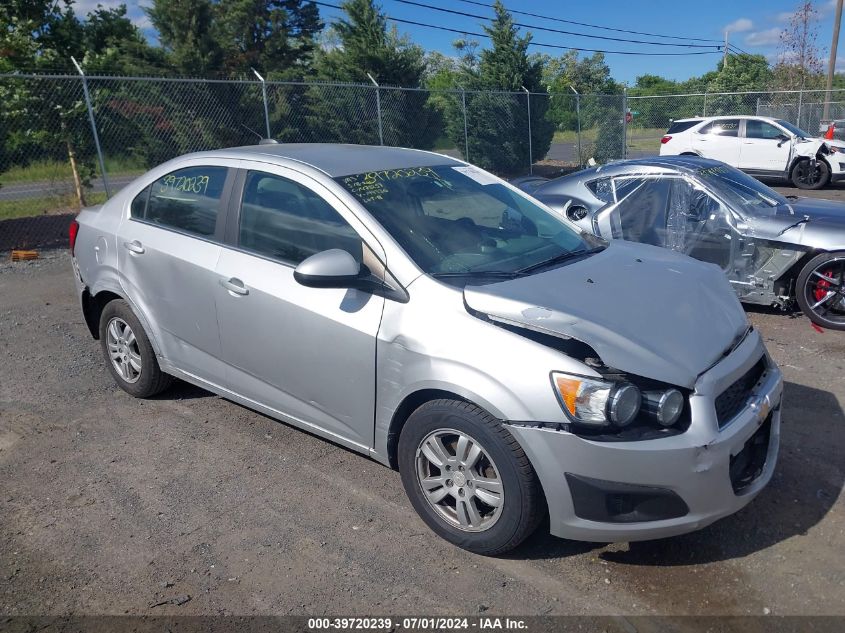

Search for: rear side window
xmin=238 ymin=171 xmax=362 ymax=265
xmin=698 ymin=119 xmax=740 ymax=137
xmin=133 ymin=166 xmax=228 ymax=238
xmin=667 ymin=120 xmax=701 ymax=134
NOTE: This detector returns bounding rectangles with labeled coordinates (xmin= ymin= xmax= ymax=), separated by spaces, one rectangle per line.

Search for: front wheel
xmin=398 ymin=400 xmax=545 ymax=555
xmin=791 ymin=159 xmax=830 ymax=190
xmin=795 ymin=252 xmax=845 ymax=330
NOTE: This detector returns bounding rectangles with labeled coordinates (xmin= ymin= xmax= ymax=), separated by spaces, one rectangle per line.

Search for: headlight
xmin=551 ymin=372 xmax=641 ymax=427
xmin=643 ymin=389 xmax=685 ymax=427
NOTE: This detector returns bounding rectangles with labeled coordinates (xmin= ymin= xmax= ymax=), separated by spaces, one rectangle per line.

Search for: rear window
xmin=698 ymin=119 xmax=740 ymax=137
xmin=667 ymin=120 xmax=701 ymax=134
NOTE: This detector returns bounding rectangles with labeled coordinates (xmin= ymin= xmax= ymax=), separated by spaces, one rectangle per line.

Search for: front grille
xmin=730 ymin=413 xmax=773 ymax=493
xmin=715 ymin=357 xmax=767 ymax=428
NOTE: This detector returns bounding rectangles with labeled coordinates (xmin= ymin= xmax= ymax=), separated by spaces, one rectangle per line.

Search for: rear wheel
xmin=99 ymin=299 xmax=173 ymax=397
xmin=795 ymin=252 xmax=845 ymax=330
xmin=791 ymin=159 xmax=830 ymax=190
xmin=398 ymin=399 xmax=544 ymax=555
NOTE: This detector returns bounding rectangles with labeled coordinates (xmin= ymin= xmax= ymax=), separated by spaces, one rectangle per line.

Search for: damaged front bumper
xmin=508 ymin=330 xmax=783 ymax=542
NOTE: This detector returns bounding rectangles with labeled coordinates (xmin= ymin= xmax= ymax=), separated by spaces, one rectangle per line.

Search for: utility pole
xmin=723 ymin=31 xmax=729 ymax=69
xmin=823 ymin=0 xmax=844 ymax=121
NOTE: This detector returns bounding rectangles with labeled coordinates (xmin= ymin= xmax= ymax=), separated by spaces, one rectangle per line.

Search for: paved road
xmin=1 ymin=252 xmax=843 ymax=618
xmin=0 ymin=174 xmax=138 ymax=201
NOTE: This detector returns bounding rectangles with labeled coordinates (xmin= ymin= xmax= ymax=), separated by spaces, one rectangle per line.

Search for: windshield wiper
xmin=778 ymin=214 xmax=811 ymax=235
xmin=516 ymin=247 xmax=604 ymax=274
xmin=431 ymin=270 xmax=524 ymax=280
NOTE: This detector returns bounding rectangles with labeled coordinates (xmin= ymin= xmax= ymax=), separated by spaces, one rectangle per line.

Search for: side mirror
xmin=294 ymin=249 xmax=362 ymax=288
xmin=776 ymin=134 xmax=791 ymax=147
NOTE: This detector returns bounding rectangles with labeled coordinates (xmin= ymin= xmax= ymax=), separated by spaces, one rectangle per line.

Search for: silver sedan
xmin=70 ymin=144 xmax=782 ymax=554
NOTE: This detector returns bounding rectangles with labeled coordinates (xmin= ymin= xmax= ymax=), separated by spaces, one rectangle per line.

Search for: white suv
xmin=659 ymin=115 xmax=845 ymax=189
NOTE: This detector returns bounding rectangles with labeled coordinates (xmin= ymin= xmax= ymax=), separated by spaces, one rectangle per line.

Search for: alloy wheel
xmin=415 ymin=428 xmax=504 ymax=532
xmin=106 ymin=317 xmax=142 ymax=383
xmin=804 ymin=258 xmax=845 ymax=325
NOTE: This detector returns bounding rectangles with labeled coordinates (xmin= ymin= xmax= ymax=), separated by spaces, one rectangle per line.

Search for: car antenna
xmin=240 ymin=124 xmax=278 ymax=145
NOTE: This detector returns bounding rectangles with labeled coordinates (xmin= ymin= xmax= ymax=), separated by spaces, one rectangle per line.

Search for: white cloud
xmin=724 ymin=17 xmax=753 ymax=33
xmin=745 ymin=28 xmax=782 ymax=47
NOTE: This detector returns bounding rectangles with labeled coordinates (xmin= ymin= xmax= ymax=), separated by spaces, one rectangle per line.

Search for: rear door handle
xmin=123 ymin=240 xmax=145 ymax=254
xmin=219 ymin=277 xmax=249 ymax=296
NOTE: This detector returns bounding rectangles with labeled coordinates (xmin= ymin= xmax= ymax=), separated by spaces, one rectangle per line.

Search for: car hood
xmin=463 ymin=241 xmax=749 ymax=388
xmin=788 ymin=196 xmax=845 ymax=222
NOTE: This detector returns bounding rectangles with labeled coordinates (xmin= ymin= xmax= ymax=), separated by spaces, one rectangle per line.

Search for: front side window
xmin=239 ymin=171 xmax=362 ymax=265
xmin=133 ymin=166 xmax=228 ymax=237
xmin=335 ymin=165 xmax=601 ymax=278
xmin=698 ymin=119 xmax=740 ymax=137
xmin=745 ymin=120 xmax=784 ymax=140
xmin=696 ymin=164 xmax=787 ymax=217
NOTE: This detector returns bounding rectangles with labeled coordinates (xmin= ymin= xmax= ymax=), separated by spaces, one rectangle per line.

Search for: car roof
xmin=190 ymin=143 xmax=464 ymax=177
xmin=537 ymin=155 xmax=725 ymax=189
xmin=673 ymin=115 xmax=781 ymax=124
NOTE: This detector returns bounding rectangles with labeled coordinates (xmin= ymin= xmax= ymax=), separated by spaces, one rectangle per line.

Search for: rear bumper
xmin=509 ymin=331 xmax=782 ymax=542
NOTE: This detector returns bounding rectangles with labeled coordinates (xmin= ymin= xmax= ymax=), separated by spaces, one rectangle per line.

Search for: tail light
xmin=660 ymin=135 xmax=672 ymax=144
xmin=69 ymin=219 xmax=79 ymax=256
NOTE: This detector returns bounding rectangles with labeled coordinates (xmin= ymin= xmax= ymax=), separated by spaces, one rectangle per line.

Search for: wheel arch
xmin=385 ymin=388 xmax=470 ymax=469
xmin=81 ymin=286 xmax=164 ymax=358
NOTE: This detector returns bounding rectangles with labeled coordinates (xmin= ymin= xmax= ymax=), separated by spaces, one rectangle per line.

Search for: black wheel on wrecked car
xmin=795 ymin=251 xmax=845 ymax=331
xmin=790 ymin=159 xmax=830 ymax=189
xmin=397 ymin=399 xmax=545 ymax=555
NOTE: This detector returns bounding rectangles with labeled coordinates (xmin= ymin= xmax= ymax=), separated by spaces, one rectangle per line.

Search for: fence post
xmin=702 ymin=91 xmax=708 ymax=116
xmin=70 ymin=56 xmax=110 ymax=199
xmin=756 ymin=97 xmax=761 ymax=116
xmin=621 ymin=87 xmax=628 ymax=159
xmin=521 ymin=86 xmax=533 ymax=175
xmin=367 ymin=73 xmax=384 ymax=146
xmin=252 ymin=68 xmax=271 ymax=139
xmin=797 ymin=88 xmax=803 ymax=129
xmin=570 ymin=86 xmax=582 ymax=168
xmin=459 ymin=86 xmax=469 ymax=161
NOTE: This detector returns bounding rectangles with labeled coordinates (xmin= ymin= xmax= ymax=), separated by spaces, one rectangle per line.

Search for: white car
xmin=659 ymin=115 xmax=845 ymax=190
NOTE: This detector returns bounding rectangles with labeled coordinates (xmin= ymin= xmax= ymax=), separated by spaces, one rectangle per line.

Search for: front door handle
xmin=123 ymin=240 xmax=145 ymax=255
xmin=219 ymin=277 xmax=249 ymax=296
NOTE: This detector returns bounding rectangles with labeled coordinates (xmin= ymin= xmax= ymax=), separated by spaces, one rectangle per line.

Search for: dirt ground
xmin=0 ymin=248 xmax=843 ymax=619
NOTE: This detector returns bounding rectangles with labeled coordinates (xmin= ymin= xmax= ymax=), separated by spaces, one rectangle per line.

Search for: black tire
xmin=790 ymin=159 xmax=830 ymax=190
xmin=398 ymin=399 xmax=545 ymax=555
xmin=99 ymin=299 xmax=173 ymax=397
xmin=795 ymin=251 xmax=845 ymax=330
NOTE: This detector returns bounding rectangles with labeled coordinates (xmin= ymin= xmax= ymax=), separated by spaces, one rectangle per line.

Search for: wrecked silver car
xmin=71 ymin=145 xmax=782 ymax=554
xmin=515 ymin=156 xmax=845 ymax=330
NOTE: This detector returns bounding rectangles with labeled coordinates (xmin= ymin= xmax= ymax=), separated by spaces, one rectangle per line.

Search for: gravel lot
xmin=1 ymin=225 xmax=844 ymax=617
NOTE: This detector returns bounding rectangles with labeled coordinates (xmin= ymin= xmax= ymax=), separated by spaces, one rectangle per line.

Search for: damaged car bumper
xmin=507 ymin=330 xmax=782 ymax=542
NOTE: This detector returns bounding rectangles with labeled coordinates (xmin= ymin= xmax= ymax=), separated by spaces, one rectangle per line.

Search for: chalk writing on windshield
xmin=342 ymin=167 xmax=449 ymax=203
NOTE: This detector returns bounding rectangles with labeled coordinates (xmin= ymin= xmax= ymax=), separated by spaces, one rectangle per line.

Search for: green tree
xmin=146 ymin=0 xmax=223 ymax=75
xmin=449 ymin=1 xmax=553 ymax=173
xmin=215 ymin=0 xmax=323 ymax=78
xmin=304 ymin=0 xmax=439 ymax=148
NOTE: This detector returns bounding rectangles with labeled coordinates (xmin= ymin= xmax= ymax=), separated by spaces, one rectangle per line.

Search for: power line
xmin=453 ymin=0 xmax=723 ymax=44
xmin=313 ymin=1 xmax=721 ymax=56
xmin=391 ymin=0 xmax=718 ymax=48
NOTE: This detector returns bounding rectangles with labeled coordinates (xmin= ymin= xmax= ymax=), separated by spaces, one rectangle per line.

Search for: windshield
xmin=335 ymin=164 xmax=602 ymax=279
xmin=776 ymin=119 xmax=812 ymax=138
xmin=696 ymin=164 xmax=788 ymax=217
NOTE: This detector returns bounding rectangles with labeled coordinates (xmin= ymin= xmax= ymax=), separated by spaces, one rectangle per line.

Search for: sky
xmin=76 ymin=0 xmax=843 ymax=85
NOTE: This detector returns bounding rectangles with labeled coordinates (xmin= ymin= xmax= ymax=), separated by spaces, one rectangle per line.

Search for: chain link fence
xmin=3 ymin=72 xmax=845 ymax=251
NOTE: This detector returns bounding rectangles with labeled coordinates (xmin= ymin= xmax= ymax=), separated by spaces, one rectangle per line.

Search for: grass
xmin=0 ymin=192 xmax=107 ymax=221
xmin=0 ymin=157 xmax=146 ymax=185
